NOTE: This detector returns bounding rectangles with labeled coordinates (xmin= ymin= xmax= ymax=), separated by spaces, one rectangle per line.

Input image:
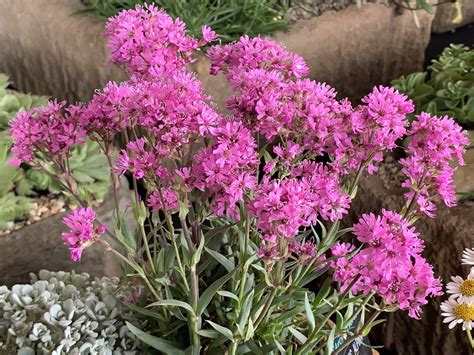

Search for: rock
xmin=273 ymin=4 xmax=433 ymax=101
xmin=432 ymin=0 xmax=474 ymax=33
xmin=453 ymin=130 xmax=474 ymax=194
xmin=0 ymin=179 xmax=132 ymax=287
xmin=0 ymin=1 xmax=433 ymax=105
xmin=0 ymin=0 xmax=126 ymax=103
xmin=346 ymin=161 xmax=474 ymax=354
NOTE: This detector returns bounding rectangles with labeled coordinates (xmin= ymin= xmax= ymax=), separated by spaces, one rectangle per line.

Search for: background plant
xmin=0 ymin=270 xmax=143 ymax=354
xmin=392 ymin=44 xmax=474 ymax=128
xmin=79 ymin=0 xmax=291 ymax=43
xmin=8 ymin=5 xmax=469 ymax=354
xmin=0 ymin=74 xmax=110 ymax=230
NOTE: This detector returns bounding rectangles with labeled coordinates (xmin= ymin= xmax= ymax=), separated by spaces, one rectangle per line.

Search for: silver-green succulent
xmin=0 ymin=270 xmax=143 ymax=354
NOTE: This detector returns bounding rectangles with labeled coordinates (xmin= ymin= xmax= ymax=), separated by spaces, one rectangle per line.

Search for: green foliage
xmin=79 ymin=0 xmax=291 ymax=43
xmin=0 ymin=194 xmax=31 ymax=230
xmin=0 ymin=74 xmax=47 ymax=130
xmin=392 ymin=44 xmax=474 ymax=128
xmin=15 ymin=140 xmax=112 ymax=204
xmin=0 ymin=74 xmax=111 ymax=229
xmin=0 ymin=270 xmax=144 ymax=354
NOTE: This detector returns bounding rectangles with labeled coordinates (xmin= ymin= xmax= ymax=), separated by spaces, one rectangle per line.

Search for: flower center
xmin=453 ymin=304 xmax=474 ymax=321
xmin=460 ymin=280 xmax=474 ymax=296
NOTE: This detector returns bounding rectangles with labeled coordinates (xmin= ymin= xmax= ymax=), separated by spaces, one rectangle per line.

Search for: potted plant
xmin=4 ymin=5 xmax=469 ymax=354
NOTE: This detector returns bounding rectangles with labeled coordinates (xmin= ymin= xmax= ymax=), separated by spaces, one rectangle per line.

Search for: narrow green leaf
xmin=197 ymin=267 xmax=238 ymax=316
xmin=205 ymin=247 xmax=235 ymax=272
xmin=314 ymin=278 xmax=331 ymax=308
xmin=196 ymin=329 xmax=221 ymax=338
xmin=206 ymin=320 xmax=234 ymax=341
xmin=361 ymin=319 xmax=385 ymax=336
xmin=244 ymin=318 xmax=255 ymax=342
xmin=217 ymin=290 xmax=239 ymax=302
xmin=304 ymin=293 xmax=315 ymax=332
xmin=192 ymin=236 xmax=206 ymax=266
xmin=288 ymin=326 xmax=307 ymax=344
xmin=126 ymin=322 xmax=185 ymax=355
xmin=147 ymin=300 xmax=195 ymax=315
xmin=324 ymin=326 xmax=336 ymax=355
xmin=126 ymin=303 xmax=166 ymax=322
xmin=238 ymin=290 xmax=254 ymax=331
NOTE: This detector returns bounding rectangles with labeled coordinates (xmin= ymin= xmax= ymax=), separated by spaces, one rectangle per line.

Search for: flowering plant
xmin=9 ymin=5 xmax=469 ymax=354
xmin=441 ymin=248 xmax=474 ymax=349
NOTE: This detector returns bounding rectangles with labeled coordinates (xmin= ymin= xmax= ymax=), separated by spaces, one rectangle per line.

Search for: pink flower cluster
xmin=207 ymin=35 xmax=309 ymax=80
xmin=81 ymin=81 xmax=138 ymax=141
xmin=331 ymin=210 xmax=443 ymax=319
xmin=249 ymin=162 xmax=349 ymax=244
xmin=9 ymin=101 xmax=86 ymax=166
xmin=192 ymin=120 xmax=259 ymax=219
xmin=400 ymin=113 xmax=469 ymax=217
xmin=342 ymin=86 xmax=414 ymax=173
xmin=209 ymin=37 xmax=414 ymax=176
xmin=61 ymin=208 xmax=106 ymax=261
xmin=105 ymin=4 xmax=216 ymax=77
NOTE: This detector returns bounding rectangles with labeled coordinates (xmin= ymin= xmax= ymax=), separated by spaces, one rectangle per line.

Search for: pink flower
xmin=81 ymin=81 xmax=138 ymax=141
xmin=201 ymin=25 xmax=218 ymax=43
xmin=9 ymin=101 xmax=86 ymax=166
xmin=331 ymin=210 xmax=442 ymax=319
xmin=400 ymin=113 xmax=469 ymax=217
xmin=208 ymin=36 xmax=309 ymax=79
xmin=147 ymin=189 xmax=179 ymax=212
xmin=61 ymin=208 xmax=106 ymax=261
xmin=192 ymin=119 xmax=258 ymax=219
xmin=105 ymin=4 xmax=201 ymax=77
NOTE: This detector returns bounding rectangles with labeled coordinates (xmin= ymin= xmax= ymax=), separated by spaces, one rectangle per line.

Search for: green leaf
xmin=217 ymin=290 xmax=239 ymax=302
xmin=238 ymin=290 xmax=254 ymax=332
xmin=314 ymin=278 xmax=331 ymax=308
xmin=147 ymin=300 xmax=195 ymax=315
xmin=192 ymin=235 xmax=206 ymax=266
xmin=126 ymin=322 xmax=185 ymax=354
xmin=304 ymin=293 xmax=315 ymax=332
xmin=206 ymin=320 xmax=234 ymax=341
xmin=126 ymin=303 xmax=166 ymax=322
xmin=244 ymin=318 xmax=255 ymax=342
xmin=361 ymin=319 xmax=385 ymax=336
xmin=205 ymin=247 xmax=235 ymax=272
xmin=324 ymin=326 xmax=336 ymax=355
xmin=196 ymin=329 xmax=221 ymax=338
xmin=288 ymin=326 xmax=307 ymax=344
xmin=197 ymin=267 xmax=238 ymax=316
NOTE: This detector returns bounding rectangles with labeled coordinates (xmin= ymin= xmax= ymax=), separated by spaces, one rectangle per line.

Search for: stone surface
xmin=0 ymin=1 xmax=433 ymax=106
xmin=453 ymin=130 xmax=474 ymax=194
xmin=347 ymin=160 xmax=474 ymax=354
xmin=0 ymin=180 xmax=132 ymax=287
xmin=432 ymin=0 xmax=474 ymax=33
xmin=274 ymin=4 xmax=433 ymax=102
xmin=0 ymin=0 xmax=126 ymax=103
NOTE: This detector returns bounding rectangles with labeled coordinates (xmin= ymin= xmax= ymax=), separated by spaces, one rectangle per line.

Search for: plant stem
xmin=104 ymin=144 xmax=121 ymax=220
xmin=179 ymin=216 xmax=201 ymax=349
xmin=140 ymin=225 xmax=156 ymax=274
xmin=467 ymin=329 xmax=474 ymax=349
xmin=254 ymin=286 xmax=279 ymax=328
xmin=98 ymin=240 xmax=162 ymax=301
xmin=229 ymin=341 xmax=238 ymax=355
xmin=296 ymin=275 xmax=361 ymax=355
xmin=333 ymin=309 xmax=382 ymax=355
